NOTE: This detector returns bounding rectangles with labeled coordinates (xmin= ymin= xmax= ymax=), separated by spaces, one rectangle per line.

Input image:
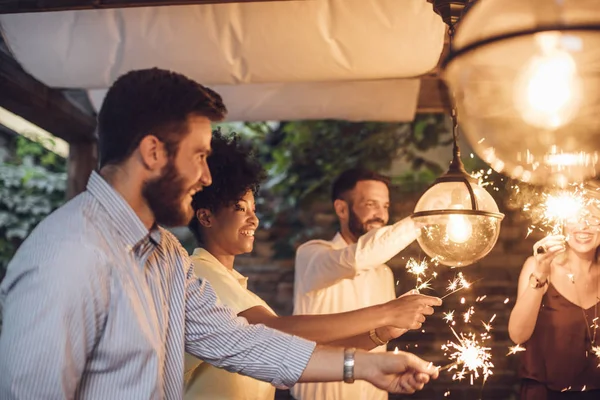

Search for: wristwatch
xmin=343 ymin=348 xmax=356 ymax=384
xmin=529 ymin=273 xmax=548 ymax=289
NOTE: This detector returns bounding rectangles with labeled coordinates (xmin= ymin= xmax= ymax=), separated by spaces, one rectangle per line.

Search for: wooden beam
xmin=416 ymin=40 xmax=450 ymax=114
xmin=0 ymin=0 xmax=298 ymax=14
xmin=416 ymin=75 xmax=446 ymax=114
xmin=66 ymin=142 xmax=97 ymax=199
xmin=0 ymin=50 xmax=97 ymax=144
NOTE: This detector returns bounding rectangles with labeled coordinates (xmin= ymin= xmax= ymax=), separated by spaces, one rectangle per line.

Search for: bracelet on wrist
xmin=369 ymin=329 xmax=388 ymax=346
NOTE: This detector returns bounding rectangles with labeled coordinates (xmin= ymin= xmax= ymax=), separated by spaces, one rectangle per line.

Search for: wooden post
xmin=67 ymin=141 xmax=98 ymax=200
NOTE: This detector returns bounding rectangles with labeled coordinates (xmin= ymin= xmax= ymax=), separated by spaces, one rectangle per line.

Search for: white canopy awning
xmin=0 ymin=0 xmax=446 ymax=121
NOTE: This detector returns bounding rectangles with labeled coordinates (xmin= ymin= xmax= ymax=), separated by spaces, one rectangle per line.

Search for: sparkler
xmin=541 ymin=189 xmax=587 ymax=234
xmin=506 ymin=181 xmax=598 ymax=238
xmin=405 ymin=258 xmax=433 ymax=292
xmin=441 ymin=326 xmax=494 ymax=385
xmin=441 ymin=272 xmax=472 ymax=299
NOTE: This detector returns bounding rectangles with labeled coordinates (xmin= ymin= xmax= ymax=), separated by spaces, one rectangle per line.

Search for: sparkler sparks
xmin=592 ymin=346 xmax=600 ymax=367
xmin=441 ymin=327 xmax=494 ymax=384
xmin=442 ymin=272 xmax=472 ymax=299
xmin=443 ymin=310 xmax=455 ymax=324
xmin=507 ymin=344 xmax=526 ymax=356
xmin=513 ymin=183 xmax=592 ymax=236
xmin=405 ymin=258 xmax=433 ymax=292
xmin=542 ymin=190 xmax=587 ymax=233
xmin=463 ymin=306 xmax=475 ymax=323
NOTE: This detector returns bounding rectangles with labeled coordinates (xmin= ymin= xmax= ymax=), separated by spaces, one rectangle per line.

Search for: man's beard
xmin=348 ymin=206 xmax=386 ymax=239
xmin=143 ymin=160 xmax=193 ymax=227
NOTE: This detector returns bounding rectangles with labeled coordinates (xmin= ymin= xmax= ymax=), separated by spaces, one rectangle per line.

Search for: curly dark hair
xmin=188 ymin=129 xmax=265 ymax=245
xmin=97 ymin=67 xmax=227 ymax=168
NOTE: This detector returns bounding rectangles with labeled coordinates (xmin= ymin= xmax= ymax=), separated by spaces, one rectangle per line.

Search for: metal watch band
xmin=343 ymin=347 xmax=356 ymax=384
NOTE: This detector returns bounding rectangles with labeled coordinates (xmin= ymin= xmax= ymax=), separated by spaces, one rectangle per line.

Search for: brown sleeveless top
xmin=520 ymin=283 xmax=600 ymax=393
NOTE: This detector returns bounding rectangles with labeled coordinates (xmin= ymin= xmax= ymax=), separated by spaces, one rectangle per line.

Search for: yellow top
xmin=184 ymin=248 xmax=277 ymax=400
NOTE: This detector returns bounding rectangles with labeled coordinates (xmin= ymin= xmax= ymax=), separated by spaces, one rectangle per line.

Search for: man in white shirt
xmin=293 ymin=168 xmax=438 ymax=400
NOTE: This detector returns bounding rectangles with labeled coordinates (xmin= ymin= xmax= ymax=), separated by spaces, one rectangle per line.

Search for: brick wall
xmin=234 ymin=192 xmax=541 ymax=400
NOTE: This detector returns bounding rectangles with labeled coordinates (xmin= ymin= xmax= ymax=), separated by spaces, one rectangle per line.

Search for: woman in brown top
xmin=509 ymin=196 xmax=600 ymax=399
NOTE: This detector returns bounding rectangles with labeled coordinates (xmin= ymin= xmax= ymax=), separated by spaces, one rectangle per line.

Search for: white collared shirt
xmin=292 ymin=218 xmax=417 ymax=400
xmin=184 ymin=248 xmax=277 ymax=400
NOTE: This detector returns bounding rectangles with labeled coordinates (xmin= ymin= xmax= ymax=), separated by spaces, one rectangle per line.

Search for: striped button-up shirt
xmin=0 ymin=171 xmax=315 ymax=400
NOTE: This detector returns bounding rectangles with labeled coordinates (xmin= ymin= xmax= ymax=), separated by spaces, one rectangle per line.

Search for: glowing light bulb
xmin=446 ymin=209 xmax=473 ymax=244
xmin=514 ymin=32 xmax=582 ymax=130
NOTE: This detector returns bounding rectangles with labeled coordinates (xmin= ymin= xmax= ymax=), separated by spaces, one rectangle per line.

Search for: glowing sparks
xmin=463 ymin=306 xmax=475 ymax=323
xmin=442 ymin=273 xmax=472 ymax=299
xmin=405 ymin=258 xmax=434 ymax=292
xmin=443 ymin=310 xmax=455 ymax=323
xmin=441 ymin=327 xmax=494 ymax=384
xmin=508 ymin=182 xmax=596 ymax=236
xmin=482 ymin=314 xmax=496 ymax=332
xmin=542 ymin=190 xmax=586 ymax=232
xmin=406 ymin=258 xmax=428 ymax=278
xmin=592 ymin=345 xmax=600 ymax=367
xmin=507 ymin=344 xmax=526 ymax=356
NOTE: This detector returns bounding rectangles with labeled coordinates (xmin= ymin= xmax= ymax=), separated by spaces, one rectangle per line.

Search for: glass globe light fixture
xmin=411 ymin=113 xmax=505 ymax=267
xmin=442 ymin=0 xmax=600 ymax=186
xmin=414 ymin=0 xmax=505 ymax=268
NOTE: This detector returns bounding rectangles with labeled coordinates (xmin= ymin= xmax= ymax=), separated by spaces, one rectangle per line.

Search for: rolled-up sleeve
xmin=0 ymin=242 xmax=110 ymax=399
xmin=183 ymin=263 xmax=316 ymax=388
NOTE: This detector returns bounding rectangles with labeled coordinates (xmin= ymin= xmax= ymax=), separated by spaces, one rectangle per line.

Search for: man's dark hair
xmin=97 ymin=68 xmax=227 ymax=168
xmin=331 ymin=168 xmax=391 ymax=203
xmin=188 ymin=129 xmax=265 ymax=245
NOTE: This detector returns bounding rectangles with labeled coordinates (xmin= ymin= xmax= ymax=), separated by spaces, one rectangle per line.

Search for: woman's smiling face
xmin=565 ymin=203 xmax=600 ymax=255
xmin=209 ymin=190 xmax=259 ymax=256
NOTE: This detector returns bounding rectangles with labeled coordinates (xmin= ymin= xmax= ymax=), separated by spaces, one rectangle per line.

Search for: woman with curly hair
xmin=183 ymin=130 xmax=441 ymax=400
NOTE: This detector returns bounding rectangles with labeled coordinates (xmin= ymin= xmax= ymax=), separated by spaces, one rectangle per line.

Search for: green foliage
xmin=0 ymin=136 xmax=66 ymax=280
xmin=245 ymin=115 xmax=450 ymax=208
xmin=233 ymin=116 xmax=453 ymax=256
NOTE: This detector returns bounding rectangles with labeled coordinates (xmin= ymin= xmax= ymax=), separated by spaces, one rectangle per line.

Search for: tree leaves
xmin=0 ymin=137 xmax=66 ymax=278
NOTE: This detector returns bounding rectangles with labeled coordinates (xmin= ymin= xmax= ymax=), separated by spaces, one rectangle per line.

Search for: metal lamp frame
xmin=443 ymin=25 xmax=600 ymax=70
xmin=412 ymin=0 xmax=504 ymax=222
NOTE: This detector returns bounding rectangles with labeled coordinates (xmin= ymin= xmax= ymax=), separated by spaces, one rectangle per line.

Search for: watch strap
xmin=343 ymin=348 xmax=356 ymax=384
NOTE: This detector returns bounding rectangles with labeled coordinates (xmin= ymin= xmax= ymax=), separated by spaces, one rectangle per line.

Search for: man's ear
xmin=196 ymin=208 xmax=213 ymax=228
xmin=333 ymin=199 xmax=349 ymax=221
xmin=138 ymin=135 xmax=167 ymax=172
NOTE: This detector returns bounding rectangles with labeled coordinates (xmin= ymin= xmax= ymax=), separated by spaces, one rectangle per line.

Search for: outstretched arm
xmin=296 ymin=217 xmax=419 ymax=293
xmin=239 ymin=293 xmax=441 ymax=347
xmin=298 ymin=346 xmax=439 ymax=395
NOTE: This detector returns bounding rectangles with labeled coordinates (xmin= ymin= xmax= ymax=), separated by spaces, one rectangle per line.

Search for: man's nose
xmin=200 ymin=163 xmax=212 ymax=187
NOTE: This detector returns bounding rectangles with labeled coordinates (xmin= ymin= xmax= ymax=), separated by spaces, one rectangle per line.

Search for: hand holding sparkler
xmin=382 ymin=292 xmax=442 ymax=330
xmin=361 ymin=350 xmax=439 ymax=394
xmin=532 ymin=235 xmax=566 ymax=281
